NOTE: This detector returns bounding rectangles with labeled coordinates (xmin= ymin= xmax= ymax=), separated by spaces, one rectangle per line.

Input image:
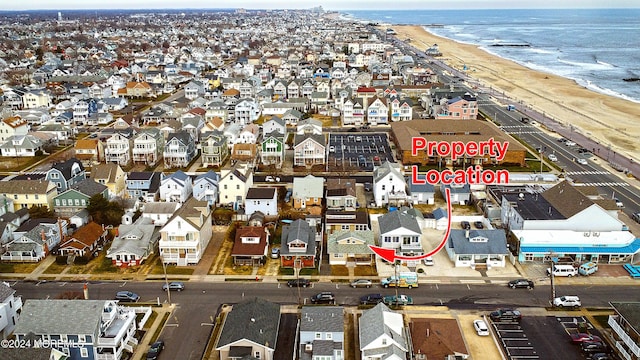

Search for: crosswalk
xmin=503 ymin=130 xmax=545 ymax=135
xmin=565 ymin=170 xmax=611 ymax=175
xmin=572 ymin=182 xmax=630 ymax=187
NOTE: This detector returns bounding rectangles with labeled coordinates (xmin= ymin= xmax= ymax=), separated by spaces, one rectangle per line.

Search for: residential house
xmin=325 ymin=210 xmax=370 ymax=235
xmin=0 ymin=282 xmax=22 ymax=340
xmin=159 ymin=170 xmax=193 ymax=203
xmin=184 ymin=80 xmax=206 ymax=99
xmin=441 ymin=183 xmax=471 ymax=205
xmin=22 ymin=89 xmax=52 ymax=109
xmin=373 ymin=161 xmax=408 ymax=207
xmin=434 ymin=93 xmax=478 ymax=120
xmin=218 ymin=165 xmax=253 ymax=209
xmin=378 ymin=208 xmax=423 ymax=266
xmin=0 ymin=135 xmax=43 ymax=157
xmin=193 ymin=171 xmax=220 ymax=206
xmin=359 ymin=303 xmax=408 ymax=360
xmin=607 ymin=302 xmax=640 ymax=360
xmin=282 ymin=108 xmax=303 ymax=125
xmin=408 ymin=175 xmax=435 ymax=205
xmin=44 ymin=158 xmax=86 ymax=194
xmin=14 ymin=299 xmax=141 ymax=360
xmin=91 ymin=163 xmax=126 ymax=199
xmin=181 ymin=112 xmax=205 ymax=143
xmin=296 ymin=118 xmax=323 ymax=135
xmin=342 ymin=98 xmax=365 ymax=126
xmin=280 ymin=219 xmax=317 ymax=268
xmin=326 ymin=178 xmax=357 ymax=211
xmin=107 ymin=216 xmax=158 ymax=267
xmin=105 ymin=133 xmax=132 ymax=166
xmin=232 ymin=226 xmax=270 ymax=266
xmin=231 ymin=143 xmax=258 ymax=165
xmin=262 ymin=116 xmax=286 ymax=135
xmin=201 ymin=130 xmax=229 ymax=167
xmin=216 ymin=298 xmax=280 ymax=360
xmin=292 ymin=175 xmax=324 ymax=214
xmin=140 ymin=202 xmax=180 ymax=227
xmin=294 ymin=134 xmax=325 ymax=167
xmin=388 ymin=97 xmax=413 ymax=122
xmin=74 ymin=139 xmax=104 ymax=166
xmin=410 ymin=318 xmax=469 ymax=360
xmin=446 ymin=229 xmax=508 ymax=268
xmin=367 ymin=97 xmax=389 ymax=125
xmin=163 ymin=131 xmax=196 ymax=169
xmin=327 ymin=230 xmax=374 ymax=266
xmin=0 ymin=116 xmax=29 ymax=142
xmin=299 ymin=306 xmax=345 ymax=360
xmin=1 ymin=222 xmax=62 ymax=262
xmin=237 ymin=124 xmax=260 ymax=144
xmin=126 ymin=171 xmax=161 ymax=202
xmin=0 ymin=179 xmax=57 ymax=211
xmin=120 ymin=80 xmax=152 ymax=98
xmin=159 ymin=197 xmax=212 ymax=265
xmin=235 ymin=98 xmax=260 ymax=125
xmin=58 ymin=222 xmax=107 ymax=257
xmin=261 ymin=131 xmax=286 ymax=166
xmin=53 ymin=178 xmax=108 ymax=218
xmin=132 ymin=128 xmax=164 ymax=167
xmin=245 ymin=188 xmax=278 ymax=217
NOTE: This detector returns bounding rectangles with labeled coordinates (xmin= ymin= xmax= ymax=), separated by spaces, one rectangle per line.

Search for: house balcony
xmin=608 ymin=315 xmax=640 ymax=359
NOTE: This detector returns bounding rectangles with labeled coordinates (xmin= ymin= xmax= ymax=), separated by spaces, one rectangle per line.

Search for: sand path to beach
xmin=392 ymin=25 xmax=640 ymax=161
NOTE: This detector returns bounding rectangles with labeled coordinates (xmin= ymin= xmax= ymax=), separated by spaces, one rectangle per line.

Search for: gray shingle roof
xmin=373 ymin=161 xmax=403 ymax=183
xmin=108 ymin=218 xmax=156 ymax=258
xmin=300 ymin=306 xmax=343 ymax=332
xmin=14 ymin=299 xmax=105 ymax=336
xmin=327 ymin=231 xmax=374 ymax=256
xmin=280 ymin=219 xmax=316 ymax=256
xmin=216 ymin=298 xmax=280 ymax=350
xmin=0 ymin=348 xmax=52 ymax=360
xmin=69 ymin=178 xmax=107 ymax=197
xmin=448 ymin=229 xmax=508 ymax=255
xmin=0 ymin=281 xmax=15 ymax=302
xmin=359 ymin=303 xmax=406 ymax=357
xmin=378 ymin=210 xmax=422 ymax=235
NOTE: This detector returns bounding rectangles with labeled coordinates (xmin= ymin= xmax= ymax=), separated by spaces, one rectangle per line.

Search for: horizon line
xmin=2 ymin=7 xmax=640 ymax=12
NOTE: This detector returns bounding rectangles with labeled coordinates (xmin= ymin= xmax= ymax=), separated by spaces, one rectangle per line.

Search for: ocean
xmin=344 ymin=9 xmax=640 ymax=103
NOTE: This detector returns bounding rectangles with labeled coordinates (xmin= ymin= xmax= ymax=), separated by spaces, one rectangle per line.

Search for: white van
xmin=546 ymin=264 xmax=578 ymax=277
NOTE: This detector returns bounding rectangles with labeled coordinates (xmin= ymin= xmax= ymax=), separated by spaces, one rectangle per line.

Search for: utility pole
xmin=548 ymin=250 xmax=556 ymax=305
xmin=394 ymin=260 xmax=400 ymax=307
xmin=162 ymin=258 xmax=171 ymax=304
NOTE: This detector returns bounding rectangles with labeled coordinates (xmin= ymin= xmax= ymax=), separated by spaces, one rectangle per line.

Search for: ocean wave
xmin=575 ymin=79 xmax=640 ymax=103
xmin=556 ymin=58 xmax=616 ymax=71
xmin=527 ymin=48 xmax=558 ymax=55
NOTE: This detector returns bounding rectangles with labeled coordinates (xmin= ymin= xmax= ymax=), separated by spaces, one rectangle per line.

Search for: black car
xmin=360 ymin=293 xmax=384 ymax=305
xmin=508 ymin=279 xmax=534 ymax=289
xmin=489 ymin=309 xmax=522 ymax=322
xmin=310 ymin=292 xmax=335 ymax=304
xmin=147 ymin=340 xmax=164 ymax=360
xmin=474 ymin=221 xmax=484 ymax=229
xmin=591 ymin=353 xmax=611 ymax=360
xmin=581 ymin=341 xmax=608 ymax=354
xmin=461 ymin=221 xmax=471 ymax=230
xmin=287 ymin=278 xmax=310 ymax=288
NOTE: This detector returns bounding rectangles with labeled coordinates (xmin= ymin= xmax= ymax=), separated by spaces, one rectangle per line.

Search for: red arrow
xmin=369 ymin=188 xmax=452 ymax=263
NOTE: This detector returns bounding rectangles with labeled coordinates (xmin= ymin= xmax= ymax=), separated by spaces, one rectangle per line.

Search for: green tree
xmin=28 ymin=205 xmax=55 ymax=218
xmin=86 ymin=194 xmax=124 ymax=227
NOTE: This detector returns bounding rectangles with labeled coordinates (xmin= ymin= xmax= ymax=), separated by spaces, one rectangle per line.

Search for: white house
xmin=159 ymin=170 xmax=193 ymax=203
xmin=107 ymin=217 xmax=158 ymax=267
xmin=218 ymin=165 xmax=254 ymax=209
xmin=0 ymin=282 xmax=22 ymax=340
xmin=193 ymin=171 xmax=220 ymax=206
xmin=378 ymin=208 xmax=424 ymax=266
xmin=359 ymin=303 xmax=408 ymax=360
xmin=159 ymin=197 xmax=212 ymax=265
xmin=0 ymin=116 xmax=29 ymax=142
xmin=244 ymin=187 xmax=278 ymax=217
xmin=140 ymin=202 xmax=180 ymax=227
xmin=105 ymin=133 xmax=132 ymax=166
xmin=373 ymin=161 xmax=408 ymax=207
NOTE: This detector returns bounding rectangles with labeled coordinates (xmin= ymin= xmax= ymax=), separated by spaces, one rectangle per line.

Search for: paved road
xmin=12 ymin=280 xmax=640 ymax=360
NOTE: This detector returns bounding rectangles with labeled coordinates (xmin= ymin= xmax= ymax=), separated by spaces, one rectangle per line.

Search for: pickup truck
xmin=383 ymin=295 xmax=413 ymax=306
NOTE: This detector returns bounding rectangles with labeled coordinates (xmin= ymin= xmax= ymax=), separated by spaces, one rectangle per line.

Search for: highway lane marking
xmin=573 ymin=182 xmax=629 ymax=187
xmin=120 ymin=281 xmax=127 ymax=287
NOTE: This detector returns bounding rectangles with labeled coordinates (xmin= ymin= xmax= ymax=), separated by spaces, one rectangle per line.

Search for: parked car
xmin=489 ymin=309 xmax=522 ymax=322
xmin=364 ymin=182 xmax=372 ymax=192
xmin=591 ymin=353 xmax=611 ymax=360
xmin=508 ymin=279 xmax=534 ymax=289
xmin=570 ymin=333 xmax=603 ymax=344
xmin=632 ymin=212 xmax=640 ymax=223
xmin=422 ymin=257 xmax=434 ymax=266
xmin=270 ymin=247 xmax=280 ymax=259
xmin=581 ymin=341 xmax=608 ymax=354
xmin=287 ymin=278 xmax=310 ymax=288
xmin=548 ymin=154 xmax=558 ymax=162
xmin=146 ymin=340 xmax=165 ymax=360
xmin=461 ymin=221 xmax=471 ymax=230
xmin=565 ymin=140 xmax=577 ymax=146
xmin=474 ymin=221 xmax=484 ymax=229
xmin=383 ymin=294 xmax=413 ymax=306
xmin=115 ymin=291 xmax=140 ymax=302
xmin=360 ymin=293 xmax=384 ymax=305
xmin=614 ymin=198 xmax=624 ymax=208
xmin=350 ymin=279 xmax=373 ymax=288
xmin=473 ymin=319 xmax=490 ymax=336
xmin=162 ymin=282 xmax=185 ymax=292
xmin=553 ymin=296 xmax=581 ymax=308
xmin=284 ymin=189 xmax=292 ymax=203
xmin=310 ymin=292 xmax=336 ymax=304
xmin=577 ymin=158 xmax=588 ymax=165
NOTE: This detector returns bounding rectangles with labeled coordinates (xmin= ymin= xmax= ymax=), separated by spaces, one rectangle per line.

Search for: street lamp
xmin=162 ymin=257 xmax=171 ymax=304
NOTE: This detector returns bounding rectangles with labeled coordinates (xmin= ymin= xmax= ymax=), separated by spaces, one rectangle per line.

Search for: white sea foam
xmin=556 ymin=58 xmax=616 ymax=71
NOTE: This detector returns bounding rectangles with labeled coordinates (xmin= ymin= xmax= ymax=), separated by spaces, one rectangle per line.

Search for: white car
xmin=565 ymin=141 xmax=576 ymax=146
xmin=577 ymin=158 xmax=588 ymax=165
xmin=548 ymin=154 xmax=558 ymax=162
xmin=473 ymin=319 xmax=490 ymax=336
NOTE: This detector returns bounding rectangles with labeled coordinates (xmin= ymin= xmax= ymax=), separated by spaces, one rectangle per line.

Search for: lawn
xmin=43 ymin=262 xmax=68 ymax=274
xmin=331 ymin=266 xmax=349 ymax=276
xmin=148 ymin=257 xmax=195 ymax=275
xmin=0 ymin=262 xmax=39 ymax=274
xmin=354 ymin=266 xmax=378 ymax=277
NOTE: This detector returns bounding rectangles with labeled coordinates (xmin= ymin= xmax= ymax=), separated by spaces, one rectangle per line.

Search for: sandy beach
xmin=391 ymin=25 xmax=640 ymax=161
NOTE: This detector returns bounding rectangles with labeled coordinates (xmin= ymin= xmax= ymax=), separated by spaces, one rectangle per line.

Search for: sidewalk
xmin=131 ymin=303 xmax=175 ymax=360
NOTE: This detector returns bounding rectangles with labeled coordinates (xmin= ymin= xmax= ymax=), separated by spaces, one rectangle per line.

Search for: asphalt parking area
xmin=491 ymin=320 xmax=539 ymax=359
xmin=327 ymin=133 xmax=394 ymax=171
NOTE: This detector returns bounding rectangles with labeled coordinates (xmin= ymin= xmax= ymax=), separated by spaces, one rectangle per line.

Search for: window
xmin=80 ymin=348 xmax=88 ymax=357
xmin=55 ymin=199 xmax=60 ymax=206
xmin=254 ymin=352 xmax=260 ymax=359
xmin=382 ymin=338 xmax=387 ymax=345
xmin=315 ymin=332 xmax=322 ymax=339
xmin=236 ymin=185 xmax=240 ymax=190
xmin=326 ymin=332 xmax=332 ymax=340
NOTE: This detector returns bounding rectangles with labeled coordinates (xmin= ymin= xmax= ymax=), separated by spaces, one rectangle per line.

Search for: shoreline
xmin=390 ymin=25 xmax=640 ymax=162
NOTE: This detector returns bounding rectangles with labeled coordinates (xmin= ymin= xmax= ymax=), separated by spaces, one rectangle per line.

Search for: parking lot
xmin=491 ymin=312 xmax=602 ymax=360
xmin=327 ymin=133 xmax=394 ymax=172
